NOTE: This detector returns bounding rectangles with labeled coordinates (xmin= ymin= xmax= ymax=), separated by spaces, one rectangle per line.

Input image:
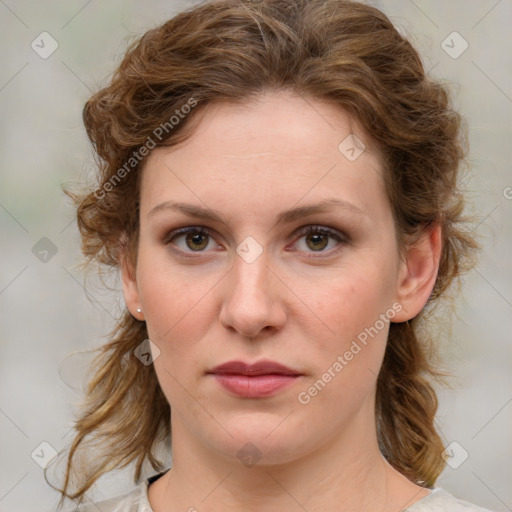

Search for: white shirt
xmin=66 ymin=472 xmax=496 ymax=512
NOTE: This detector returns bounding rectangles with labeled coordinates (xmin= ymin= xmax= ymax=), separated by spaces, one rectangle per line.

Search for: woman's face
xmin=122 ymin=90 xmax=433 ymax=465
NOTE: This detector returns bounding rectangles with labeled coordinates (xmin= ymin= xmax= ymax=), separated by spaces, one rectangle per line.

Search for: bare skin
xmin=122 ymin=90 xmax=441 ymax=512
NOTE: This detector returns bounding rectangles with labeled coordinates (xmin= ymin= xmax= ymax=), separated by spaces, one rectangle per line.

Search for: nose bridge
xmin=230 ymin=245 xmax=272 ymax=307
xmin=229 ymin=233 xmax=272 ymax=294
xmin=219 ymin=243 xmax=285 ymax=337
xmin=233 ymin=248 xmax=268 ymax=295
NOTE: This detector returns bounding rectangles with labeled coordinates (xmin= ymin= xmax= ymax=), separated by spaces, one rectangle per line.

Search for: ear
xmin=120 ymin=240 xmax=144 ymax=321
xmin=391 ymin=223 xmax=442 ymax=323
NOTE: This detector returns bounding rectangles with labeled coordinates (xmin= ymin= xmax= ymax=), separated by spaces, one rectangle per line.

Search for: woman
xmin=49 ymin=0 xmax=493 ymax=510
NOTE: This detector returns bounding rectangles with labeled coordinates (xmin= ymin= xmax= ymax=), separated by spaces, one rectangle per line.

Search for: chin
xmin=207 ymin=419 xmax=311 ymax=467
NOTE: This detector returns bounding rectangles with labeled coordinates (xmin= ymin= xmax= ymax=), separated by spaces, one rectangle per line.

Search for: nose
xmin=218 ymin=247 xmax=287 ymax=339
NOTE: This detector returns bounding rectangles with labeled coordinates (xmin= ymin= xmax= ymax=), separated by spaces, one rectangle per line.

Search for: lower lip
xmin=211 ymin=374 xmax=300 ymax=398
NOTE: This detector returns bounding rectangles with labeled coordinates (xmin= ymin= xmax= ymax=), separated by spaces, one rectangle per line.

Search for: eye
xmin=164 ymin=226 xmax=220 ymax=256
xmin=163 ymin=224 xmax=347 ymax=258
xmin=291 ymin=225 xmax=346 ymax=256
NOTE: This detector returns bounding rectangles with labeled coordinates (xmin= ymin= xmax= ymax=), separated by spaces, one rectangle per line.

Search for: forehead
xmin=139 ymin=91 xmax=386 ymax=221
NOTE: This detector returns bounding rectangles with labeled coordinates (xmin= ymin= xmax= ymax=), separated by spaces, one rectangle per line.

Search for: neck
xmin=148 ymin=402 xmax=427 ymax=512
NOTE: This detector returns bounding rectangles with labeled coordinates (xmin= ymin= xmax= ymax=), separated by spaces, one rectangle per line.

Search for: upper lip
xmin=208 ymin=360 xmax=302 ymax=376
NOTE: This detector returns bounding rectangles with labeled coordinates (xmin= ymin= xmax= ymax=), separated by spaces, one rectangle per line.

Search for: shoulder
xmin=63 ymin=481 xmax=150 ymax=512
xmin=404 ymin=487 xmax=497 ymax=512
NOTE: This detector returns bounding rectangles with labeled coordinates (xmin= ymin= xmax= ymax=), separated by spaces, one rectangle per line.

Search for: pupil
xmin=187 ymin=232 xmax=208 ymax=250
xmin=309 ymin=233 xmax=327 ymax=251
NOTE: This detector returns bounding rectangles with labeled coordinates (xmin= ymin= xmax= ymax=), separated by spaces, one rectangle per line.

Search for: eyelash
xmin=163 ymin=225 xmax=347 ymax=259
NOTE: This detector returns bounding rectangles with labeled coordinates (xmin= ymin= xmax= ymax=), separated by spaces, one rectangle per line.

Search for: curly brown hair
xmin=47 ymin=0 xmax=480 ymax=508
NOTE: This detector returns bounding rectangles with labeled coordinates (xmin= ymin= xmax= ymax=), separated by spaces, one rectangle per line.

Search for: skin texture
xmin=121 ymin=90 xmax=441 ymax=512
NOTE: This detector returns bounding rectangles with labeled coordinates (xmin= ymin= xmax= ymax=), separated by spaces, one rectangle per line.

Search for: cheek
xmin=297 ymin=261 xmax=394 ymax=393
xmin=140 ymin=266 xmax=212 ymax=408
xmin=135 ymin=248 xmax=218 ymax=373
xmin=137 ymin=244 xmax=199 ymax=327
xmin=305 ymin=264 xmax=393 ymax=343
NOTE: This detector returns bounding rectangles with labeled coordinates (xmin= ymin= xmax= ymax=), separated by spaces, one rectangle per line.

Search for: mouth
xmin=207 ymin=360 xmax=303 ymax=398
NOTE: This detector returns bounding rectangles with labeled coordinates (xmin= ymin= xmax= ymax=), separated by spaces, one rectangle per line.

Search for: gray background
xmin=0 ymin=1 xmax=511 ymax=511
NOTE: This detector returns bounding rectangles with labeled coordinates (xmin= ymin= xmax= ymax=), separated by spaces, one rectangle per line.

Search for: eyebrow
xmin=148 ymin=198 xmax=367 ymax=226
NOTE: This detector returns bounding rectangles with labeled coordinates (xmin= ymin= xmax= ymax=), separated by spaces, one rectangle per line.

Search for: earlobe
xmin=392 ymin=223 xmax=442 ymax=323
xmin=120 ymin=250 xmax=144 ymax=321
